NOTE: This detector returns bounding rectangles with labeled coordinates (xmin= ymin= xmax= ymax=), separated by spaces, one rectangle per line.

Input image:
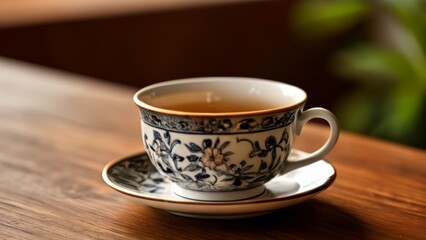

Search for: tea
xmin=147 ymin=90 xmax=278 ymax=113
xmin=161 ymin=101 xmax=273 ymax=113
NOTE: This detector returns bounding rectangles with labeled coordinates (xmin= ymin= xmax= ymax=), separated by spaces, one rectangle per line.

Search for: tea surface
xmin=147 ymin=90 xmax=280 ymax=113
xmin=161 ymin=101 xmax=273 ymax=113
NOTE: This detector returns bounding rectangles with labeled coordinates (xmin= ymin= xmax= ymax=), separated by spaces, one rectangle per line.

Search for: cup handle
xmin=282 ymin=107 xmax=339 ymax=174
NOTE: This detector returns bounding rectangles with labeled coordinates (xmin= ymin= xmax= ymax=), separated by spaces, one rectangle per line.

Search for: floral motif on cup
xmin=144 ymin=128 xmax=290 ymax=191
xmin=139 ymin=108 xmax=297 ymax=133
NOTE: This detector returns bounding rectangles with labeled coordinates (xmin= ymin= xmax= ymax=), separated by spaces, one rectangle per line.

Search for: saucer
xmin=102 ymin=149 xmax=336 ymax=219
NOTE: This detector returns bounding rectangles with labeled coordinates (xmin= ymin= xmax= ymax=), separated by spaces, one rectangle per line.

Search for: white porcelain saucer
xmin=102 ymin=149 xmax=336 ymax=219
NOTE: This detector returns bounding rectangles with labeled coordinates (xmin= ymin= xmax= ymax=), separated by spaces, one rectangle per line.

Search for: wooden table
xmin=1 ymin=57 xmax=425 ymax=239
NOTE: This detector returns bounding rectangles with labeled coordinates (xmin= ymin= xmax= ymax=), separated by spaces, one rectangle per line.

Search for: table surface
xmin=1 ymin=57 xmax=425 ymax=240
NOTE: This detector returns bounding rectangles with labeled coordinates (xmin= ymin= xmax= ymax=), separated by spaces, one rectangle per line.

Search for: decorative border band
xmin=139 ymin=108 xmax=297 ymax=134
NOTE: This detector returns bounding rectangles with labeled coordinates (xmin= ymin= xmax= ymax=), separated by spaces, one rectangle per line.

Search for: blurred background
xmin=0 ymin=0 xmax=424 ymax=149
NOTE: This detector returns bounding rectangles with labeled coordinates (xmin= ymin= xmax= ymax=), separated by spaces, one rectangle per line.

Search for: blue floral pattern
xmin=144 ymin=128 xmax=291 ymax=191
xmin=107 ymin=153 xmax=168 ymax=194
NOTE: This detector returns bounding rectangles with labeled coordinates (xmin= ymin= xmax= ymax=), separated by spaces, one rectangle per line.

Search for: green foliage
xmin=293 ymin=0 xmax=426 ymax=148
xmin=292 ymin=0 xmax=370 ymax=37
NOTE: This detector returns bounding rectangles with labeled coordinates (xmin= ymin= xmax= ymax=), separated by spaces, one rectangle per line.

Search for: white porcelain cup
xmin=134 ymin=77 xmax=339 ymax=201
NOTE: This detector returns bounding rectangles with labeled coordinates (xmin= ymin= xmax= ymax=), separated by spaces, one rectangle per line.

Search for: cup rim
xmin=133 ymin=77 xmax=307 ymax=117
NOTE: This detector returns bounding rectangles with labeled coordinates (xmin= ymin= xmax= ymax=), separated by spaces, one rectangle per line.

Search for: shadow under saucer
xmin=118 ymin=199 xmax=369 ymax=240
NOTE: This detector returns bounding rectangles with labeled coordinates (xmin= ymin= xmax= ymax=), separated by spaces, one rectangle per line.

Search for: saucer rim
xmin=102 ymin=149 xmax=336 ymax=206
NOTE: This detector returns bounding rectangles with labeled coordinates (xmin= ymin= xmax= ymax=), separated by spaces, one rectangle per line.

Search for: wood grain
xmin=0 ymin=57 xmax=425 ymax=239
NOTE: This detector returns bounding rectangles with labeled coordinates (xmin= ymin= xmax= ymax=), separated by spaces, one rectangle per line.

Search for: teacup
xmin=134 ymin=77 xmax=339 ymax=201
